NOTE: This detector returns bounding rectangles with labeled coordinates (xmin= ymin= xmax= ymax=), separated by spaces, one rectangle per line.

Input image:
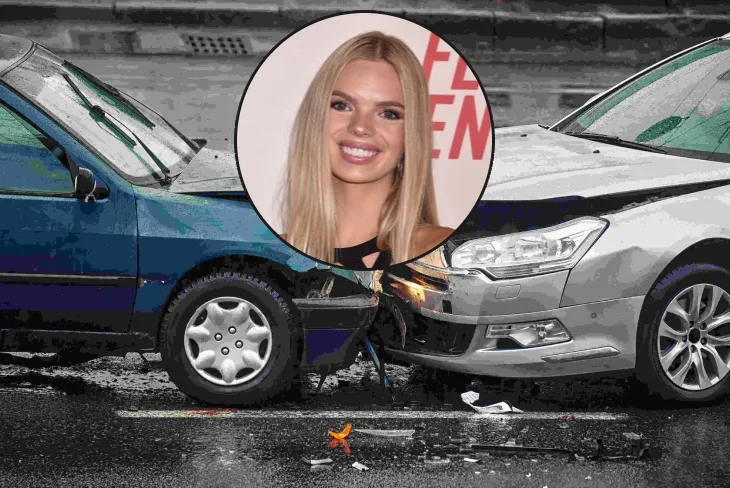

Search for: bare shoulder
xmin=414 ymin=225 xmax=454 ymax=256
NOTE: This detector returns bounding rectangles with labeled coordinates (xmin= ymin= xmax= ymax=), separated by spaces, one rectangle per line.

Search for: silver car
xmin=378 ymin=32 xmax=730 ymax=403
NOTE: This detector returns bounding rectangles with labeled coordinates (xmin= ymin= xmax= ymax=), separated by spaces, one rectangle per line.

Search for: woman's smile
xmin=339 ymin=141 xmax=381 ymax=165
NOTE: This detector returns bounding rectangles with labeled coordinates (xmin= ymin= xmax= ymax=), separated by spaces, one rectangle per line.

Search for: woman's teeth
xmin=341 ymin=145 xmax=378 ymax=158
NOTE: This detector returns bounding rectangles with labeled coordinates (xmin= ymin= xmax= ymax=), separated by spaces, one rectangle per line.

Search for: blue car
xmin=0 ymin=34 xmax=379 ymax=405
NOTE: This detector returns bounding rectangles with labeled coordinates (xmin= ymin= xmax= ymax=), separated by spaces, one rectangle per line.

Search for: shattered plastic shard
xmin=460 ymin=391 xmax=524 ymax=414
xmin=302 ymin=457 xmax=333 ymax=465
xmin=352 ymin=462 xmax=369 ymax=471
xmin=354 ymin=429 xmax=415 ymax=437
xmin=328 ymin=423 xmax=353 ymax=440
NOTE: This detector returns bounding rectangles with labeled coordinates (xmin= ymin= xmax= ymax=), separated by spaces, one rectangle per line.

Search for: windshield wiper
xmin=62 ymin=73 xmax=172 ymax=184
xmin=63 ymin=61 xmax=156 ymax=128
xmin=63 ymin=73 xmax=136 ymax=147
xmin=564 ymin=131 xmax=667 ymax=154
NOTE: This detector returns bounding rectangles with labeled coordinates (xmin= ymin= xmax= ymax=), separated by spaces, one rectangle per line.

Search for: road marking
xmin=116 ymin=409 xmax=628 ymax=420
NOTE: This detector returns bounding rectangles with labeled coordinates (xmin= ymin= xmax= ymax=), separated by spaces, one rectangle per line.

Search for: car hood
xmin=483 ymin=125 xmax=730 ymax=200
xmin=168 ymin=147 xmax=243 ymax=194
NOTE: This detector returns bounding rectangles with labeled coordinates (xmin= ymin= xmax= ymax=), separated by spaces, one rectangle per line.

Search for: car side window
xmin=0 ymin=101 xmax=74 ymax=195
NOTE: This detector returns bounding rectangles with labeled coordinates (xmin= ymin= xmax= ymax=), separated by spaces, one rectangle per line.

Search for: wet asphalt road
xmin=2 ymin=354 xmax=730 ymax=487
xmin=2 ymin=55 xmax=724 ymax=486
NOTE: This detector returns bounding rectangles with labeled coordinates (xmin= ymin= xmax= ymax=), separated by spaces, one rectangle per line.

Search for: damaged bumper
xmin=293 ymin=294 xmax=379 ymax=373
xmin=379 ymin=260 xmax=641 ymax=379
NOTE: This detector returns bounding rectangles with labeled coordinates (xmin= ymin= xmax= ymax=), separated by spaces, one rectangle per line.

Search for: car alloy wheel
xmin=184 ymin=296 xmax=273 ymax=386
xmin=657 ymin=283 xmax=730 ymax=391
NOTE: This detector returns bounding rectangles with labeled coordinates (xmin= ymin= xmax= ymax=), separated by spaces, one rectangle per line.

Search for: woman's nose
xmin=348 ymin=112 xmax=374 ymax=137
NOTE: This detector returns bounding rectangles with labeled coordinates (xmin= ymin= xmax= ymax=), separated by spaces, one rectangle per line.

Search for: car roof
xmin=0 ymin=34 xmax=33 ymax=75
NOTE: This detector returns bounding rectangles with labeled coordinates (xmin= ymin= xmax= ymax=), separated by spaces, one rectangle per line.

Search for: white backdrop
xmin=236 ymin=12 xmax=493 ymax=233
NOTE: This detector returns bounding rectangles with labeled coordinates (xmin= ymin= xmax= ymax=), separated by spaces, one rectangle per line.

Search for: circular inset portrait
xmin=236 ymin=12 xmax=493 ymax=270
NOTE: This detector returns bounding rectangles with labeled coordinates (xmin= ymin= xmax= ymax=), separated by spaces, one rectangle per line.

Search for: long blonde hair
xmin=283 ymin=31 xmax=438 ymax=265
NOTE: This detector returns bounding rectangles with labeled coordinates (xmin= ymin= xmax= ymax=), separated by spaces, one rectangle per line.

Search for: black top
xmin=335 ymin=236 xmax=392 ymax=269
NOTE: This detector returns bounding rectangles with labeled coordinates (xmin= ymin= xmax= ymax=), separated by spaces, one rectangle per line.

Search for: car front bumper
xmin=379 ymin=264 xmax=644 ymax=378
xmin=293 ymin=293 xmax=379 ymax=374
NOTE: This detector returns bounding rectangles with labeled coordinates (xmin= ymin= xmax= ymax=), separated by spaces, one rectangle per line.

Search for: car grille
xmin=378 ymin=309 xmax=475 ymax=357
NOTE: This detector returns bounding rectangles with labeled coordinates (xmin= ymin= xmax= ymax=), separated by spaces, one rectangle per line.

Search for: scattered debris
xmin=559 ymin=415 xmax=575 ymax=422
xmin=328 ymin=438 xmax=352 ymax=455
xmin=352 ymin=462 xmax=369 ymax=471
xmin=489 ymin=470 xmax=496 ymax=475
xmin=302 ymin=457 xmax=333 ymax=465
xmin=470 ymin=441 xmax=573 ymax=457
xmin=354 ymin=429 xmax=415 ymax=438
xmin=586 ymin=476 xmax=592 ymax=480
xmin=460 ymin=391 xmax=524 ymax=414
xmin=475 ymin=471 xmax=481 ymax=475
xmin=527 ymin=473 xmax=532 ymax=478
xmin=328 ymin=424 xmax=352 ymax=440
xmin=504 ymin=439 xmax=518 ymax=447
xmin=424 ymin=458 xmax=451 ymax=465
xmin=586 ymin=437 xmax=650 ymax=461
xmin=464 ymin=458 xmax=480 ymax=463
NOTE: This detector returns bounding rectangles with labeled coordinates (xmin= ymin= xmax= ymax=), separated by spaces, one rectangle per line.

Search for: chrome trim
xmin=541 ymin=346 xmax=620 ymax=363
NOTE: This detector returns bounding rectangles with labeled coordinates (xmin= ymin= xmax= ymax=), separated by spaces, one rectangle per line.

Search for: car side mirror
xmin=74 ymin=167 xmax=109 ymax=202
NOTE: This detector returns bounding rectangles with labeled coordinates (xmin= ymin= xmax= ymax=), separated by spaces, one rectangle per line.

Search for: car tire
xmin=636 ymin=263 xmax=730 ymax=403
xmin=159 ymin=271 xmax=301 ymax=406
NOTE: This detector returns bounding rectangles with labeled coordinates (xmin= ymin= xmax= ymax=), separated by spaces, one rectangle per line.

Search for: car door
xmin=0 ymin=98 xmax=138 ymax=332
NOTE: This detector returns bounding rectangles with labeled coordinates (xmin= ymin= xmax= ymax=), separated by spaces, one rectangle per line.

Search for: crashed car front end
xmin=378 ymin=124 xmax=730 ymax=379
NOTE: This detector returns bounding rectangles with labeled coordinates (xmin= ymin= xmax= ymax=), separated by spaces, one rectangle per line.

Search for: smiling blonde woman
xmin=282 ymin=31 xmax=452 ymax=269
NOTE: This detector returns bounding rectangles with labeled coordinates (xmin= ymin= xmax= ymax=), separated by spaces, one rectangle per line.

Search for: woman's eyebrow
xmin=331 ymin=90 xmax=405 ymax=109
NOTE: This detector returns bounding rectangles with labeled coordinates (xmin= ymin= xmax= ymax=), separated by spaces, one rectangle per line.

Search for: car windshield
xmin=557 ymin=39 xmax=730 ymax=163
xmin=1 ymin=45 xmax=198 ymax=185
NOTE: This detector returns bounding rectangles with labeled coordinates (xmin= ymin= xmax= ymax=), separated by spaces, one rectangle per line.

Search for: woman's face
xmin=328 ymin=59 xmax=406 ymax=185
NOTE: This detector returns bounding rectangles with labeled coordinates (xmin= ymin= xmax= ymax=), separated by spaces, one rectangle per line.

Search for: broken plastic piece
xmin=352 ymin=462 xmax=369 ymax=471
xmin=424 ymin=458 xmax=451 ymax=465
xmin=470 ymin=443 xmax=573 ymax=456
xmin=464 ymin=458 xmax=480 ymax=463
xmin=354 ymin=429 xmax=415 ymax=438
xmin=302 ymin=457 xmax=333 ymax=465
xmin=328 ymin=424 xmax=353 ymax=440
xmin=460 ymin=391 xmax=524 ymax=414
xmin=328 ymin=438 xmax=352 ymax=455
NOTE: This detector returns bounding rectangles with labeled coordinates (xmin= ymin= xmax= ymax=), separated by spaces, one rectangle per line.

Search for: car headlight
xmin=450 ymin=217 xmax=608 ymax=279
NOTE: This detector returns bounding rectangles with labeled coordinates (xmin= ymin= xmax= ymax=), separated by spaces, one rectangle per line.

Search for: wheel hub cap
xmin=689 ymin=328 xmax=701 ymax=344
xmin=657 ymin=283 xmax=730 ymax=391
xmin=183 ymin=297 xmax=273 ymax=386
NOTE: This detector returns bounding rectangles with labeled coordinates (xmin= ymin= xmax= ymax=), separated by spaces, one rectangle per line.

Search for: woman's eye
xmin=382 ymin=110 xmax=402 ymax=120
xmin=330 ymin=100 xmax=348 ymax=111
